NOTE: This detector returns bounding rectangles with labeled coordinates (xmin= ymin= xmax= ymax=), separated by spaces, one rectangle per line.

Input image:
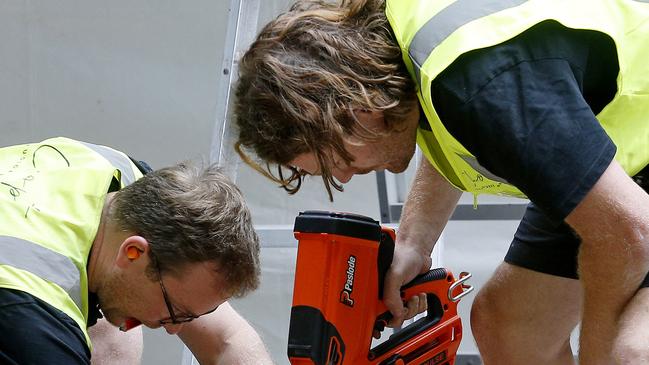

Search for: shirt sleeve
xmin=431 ymin=45 xmax=616 ymax=220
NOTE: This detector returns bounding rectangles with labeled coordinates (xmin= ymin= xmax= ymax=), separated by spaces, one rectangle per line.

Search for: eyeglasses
xmin=152 ymin=256 xmax=219 ymax=325
xmin=278 ymin=165 xmax=307 ymax=194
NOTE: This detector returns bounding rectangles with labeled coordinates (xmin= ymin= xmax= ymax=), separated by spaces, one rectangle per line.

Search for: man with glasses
xmin=0 ymin=137 xmax=272 ymax=364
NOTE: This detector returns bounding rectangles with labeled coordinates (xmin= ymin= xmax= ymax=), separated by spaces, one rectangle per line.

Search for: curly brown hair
xmin=234 ymin=0 xmax=417 ymax=200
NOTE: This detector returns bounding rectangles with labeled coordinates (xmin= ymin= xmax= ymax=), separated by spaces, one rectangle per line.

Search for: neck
xmin=87 ymin=193 xmax=115 ymax=293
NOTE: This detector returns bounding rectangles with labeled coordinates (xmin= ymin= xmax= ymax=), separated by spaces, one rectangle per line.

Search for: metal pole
xmin=209 ymin=0 xmax=261 ymax=182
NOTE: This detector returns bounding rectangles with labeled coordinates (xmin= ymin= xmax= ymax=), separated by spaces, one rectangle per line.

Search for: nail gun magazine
xmin=288 ymin=211 xmax=473 ymax=365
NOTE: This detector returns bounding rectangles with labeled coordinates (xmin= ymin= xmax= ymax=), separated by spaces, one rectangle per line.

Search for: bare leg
xmin=612 ymin=287 xmax=649 ymax=364
xmin=89 ymin=318 xmax=143 ymax=365
xmin=471 ymin=263 xmax=581 ymax=365
xmin=565 ymin=161 xmax=649 ymax=364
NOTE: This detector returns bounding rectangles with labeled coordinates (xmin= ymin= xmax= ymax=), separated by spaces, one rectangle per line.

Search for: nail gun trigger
xmin=373 ymin=320 xmax=386 ymax=334
xmin=374 ymin=311 xmax=392 ymax=333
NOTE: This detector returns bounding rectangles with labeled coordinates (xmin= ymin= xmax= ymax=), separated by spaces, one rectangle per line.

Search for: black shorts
xmin=0 ymin=288 xmax=90 ymax=364
xmin=505 ymin=165 xmax=649 ymax=286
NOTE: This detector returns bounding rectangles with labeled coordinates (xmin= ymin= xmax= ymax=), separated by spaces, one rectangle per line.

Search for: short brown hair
xmin=111 ymin=163 xmax=260 ymax=298
xmin=235 ymin=0 xmax=417 ymax=199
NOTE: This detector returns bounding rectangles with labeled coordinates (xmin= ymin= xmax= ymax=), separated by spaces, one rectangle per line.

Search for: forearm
xmin=398 ymin=159 xmax=462 ymax=253
xmin=214 ymin=323 xmax=273 ymax=365
xmin=179 ymin=303 xmax=273 ymax=365
xmin=89 ymin=318 xmax=143 ymax=365
xmin=382 ymin=159 xmax=462 ymax=323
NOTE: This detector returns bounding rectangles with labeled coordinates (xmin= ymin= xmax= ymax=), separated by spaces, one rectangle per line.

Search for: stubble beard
xmin=386 ymin=138 xmax=416 ymax=174
xmin=96 ymin=272 xmax=130 ymax=328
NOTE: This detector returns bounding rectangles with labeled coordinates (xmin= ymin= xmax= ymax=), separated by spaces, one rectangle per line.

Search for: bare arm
xmin=89 ymin=318 xmax=143 ymax=365
xmin=565 ymin=160 xmax=649 ymax=365
xmin=178 ymin=302 xmax=273 ymax=365
xmin=383 ymin=159 xmax=462 ymax=325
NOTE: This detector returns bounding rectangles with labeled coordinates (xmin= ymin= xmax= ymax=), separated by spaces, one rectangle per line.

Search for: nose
xmin=163 ymin=322 xmax=185 ymax=335
xmin=333 ymin=168 xmax=354 ymax=183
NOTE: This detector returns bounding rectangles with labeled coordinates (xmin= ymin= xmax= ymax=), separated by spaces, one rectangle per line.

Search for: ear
xmin=115 ymin=236 xmax=150 ymax=269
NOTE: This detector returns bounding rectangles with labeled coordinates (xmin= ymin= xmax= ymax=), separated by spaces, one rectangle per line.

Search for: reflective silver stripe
xmin=79 ymin=142 xmax=136 ymax=185
xmin=459 ymin=155 xmax=509 ymax=184
xmin=408 ymin=0 xmax=649 ymax=79
xmin=0 ymin=235 xmax=82 ymax=309
xmin=408 ymin=0 xmax=528 ymax=82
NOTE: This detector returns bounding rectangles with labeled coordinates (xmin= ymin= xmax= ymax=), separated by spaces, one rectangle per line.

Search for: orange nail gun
xmin=288 ymin=211 xmax=473 ymax=365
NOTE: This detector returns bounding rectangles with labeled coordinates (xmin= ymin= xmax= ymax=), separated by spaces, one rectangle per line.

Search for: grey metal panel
xmin=376 ymin=170 xmax=393 ymax=223
xmin=255 ymin=225 xmax=297 ymax=248
xmin=455 ymin=354 xmax=580 ymax=364
xmin=451 ymin=203 xmax=526 ymax=221
xmin=209 ymin=0 xmax=261 ymax=182
xmin=456 ymin=355 xmax=483 ymax=365
xmin=383 ymin=202 xmax=527 ymax=222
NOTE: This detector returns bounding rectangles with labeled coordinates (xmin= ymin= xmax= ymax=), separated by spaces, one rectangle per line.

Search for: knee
xmin=612 ymin=319 xmax=649 ymax=365
xmin=612 ymin=338 xmax=649 ymax=365
xmin=470 ymin=287 xmax=500 ymax=340
xmin=612 ymin=289 xmax=649 ymax=364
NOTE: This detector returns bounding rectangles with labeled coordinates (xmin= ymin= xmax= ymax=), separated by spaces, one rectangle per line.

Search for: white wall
xmin=0 ymin=1 xmax=228 ymax=169
xmin=1 ymin=2 xmax=228 ymax=364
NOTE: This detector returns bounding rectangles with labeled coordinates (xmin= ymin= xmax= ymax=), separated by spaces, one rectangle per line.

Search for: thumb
xmin=420 ymin=255 xmax=433 ymax=274
xmin=383 ymin=269 xmax=406 ymax=325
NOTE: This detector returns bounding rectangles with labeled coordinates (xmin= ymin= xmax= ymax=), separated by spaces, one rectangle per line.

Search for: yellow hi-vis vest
xmin=386 ymin=0 xmax=649 ymax=198
xmin=0 ymin=137 xmax=143 ymax=346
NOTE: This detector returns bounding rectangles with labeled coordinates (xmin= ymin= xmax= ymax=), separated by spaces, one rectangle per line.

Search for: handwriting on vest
xmin=1 ymin=145 xmax=70 ymax=218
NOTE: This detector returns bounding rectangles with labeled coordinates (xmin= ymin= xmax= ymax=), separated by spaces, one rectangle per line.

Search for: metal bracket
xmin=448 ymin=271 xmax=473 ymax=302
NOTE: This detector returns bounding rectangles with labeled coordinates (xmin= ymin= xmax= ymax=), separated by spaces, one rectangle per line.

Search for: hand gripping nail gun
xmin=288 ymin=211 xmax=473 ymax=365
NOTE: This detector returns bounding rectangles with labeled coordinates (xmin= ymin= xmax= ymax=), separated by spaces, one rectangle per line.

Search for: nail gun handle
xmin=373 ymin=268 xmax=450 ymax=333
xmin=401 ymin=268 xmax=449 ymax=291
xmin=370 ymin=269 xmax=453 ymax=360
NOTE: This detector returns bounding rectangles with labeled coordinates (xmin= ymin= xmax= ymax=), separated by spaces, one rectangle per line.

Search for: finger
xmin=383 ymin=279 xmax=404 ymax=314
xmin=418 ymin=293 xmax=428 ymax=313
xmin=383 ymin=275 xmax=407 ymax=327
xmin=403 ymin=294 xmax=420 ymax=320
xmin=384 ymin=291 xmax=406 ymax=326
xmin=387 ymin=307 xmax=408 ymax=328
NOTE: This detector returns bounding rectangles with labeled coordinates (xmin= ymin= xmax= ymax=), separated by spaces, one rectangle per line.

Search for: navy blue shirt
xmin=430 ymin=20 xmax=618 ymax=220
